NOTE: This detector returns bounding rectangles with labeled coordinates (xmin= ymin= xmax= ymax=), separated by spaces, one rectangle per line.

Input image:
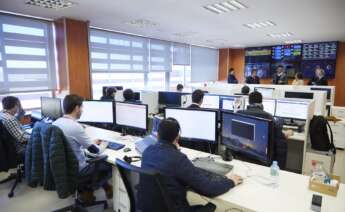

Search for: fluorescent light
xmin=267 ymin=32 xmax=293 ymax=38
xmin=284 ymin=40 xmax=302 ymax=44
xmin=204 ymin=5 xmax=223 ymax=14
xmin=221 ymin=2 xmax=238 ymax=10
xmin=244 ymin=21 xmax=276 ymax=29
xmin=214 ymin=3 xmax=230 ymax=12
xmin=230 ymin=0 xmax=247 ymax=9
xmin=203 ymin=0 xmax=247 ymax=14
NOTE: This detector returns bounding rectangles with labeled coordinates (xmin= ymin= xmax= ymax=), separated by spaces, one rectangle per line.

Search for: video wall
xmin=244 ymin=41 xmax=338 ymax=79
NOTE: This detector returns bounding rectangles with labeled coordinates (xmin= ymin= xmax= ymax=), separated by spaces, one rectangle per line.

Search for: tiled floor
xmin=1 ymin=150 xmax=344 ymax=212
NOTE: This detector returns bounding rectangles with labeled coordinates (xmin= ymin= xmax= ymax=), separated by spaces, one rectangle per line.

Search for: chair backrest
xmin=0 ymin=121 xmax=18 ymax=171
xmin=116 ymin=159 xmax=177 ymax=212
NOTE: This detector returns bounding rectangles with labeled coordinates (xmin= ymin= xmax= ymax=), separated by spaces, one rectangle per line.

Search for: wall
xmin=218 ymin=42 xmax=345 ymax=106
xmin=54 ymin=18 xmax=92 ymax=99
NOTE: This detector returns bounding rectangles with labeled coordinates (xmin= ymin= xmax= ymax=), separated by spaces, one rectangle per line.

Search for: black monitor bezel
xmin=164 ymin=107 xmax=218 ymax=144
xmin=158 ymin=91 xmax=189 ymax=107
xmin=220 ymin=110 xmax=274 ymax=165
xmin=274 ymin=99 xmax=309 ymax=121
xmin=78 ymin=100 xmax=116 ymax=125
xmin=115 ymin=101 xmax=148 ymax=131
xmin=284 ymin=91 xmax=314 ymax=99
xmin=40 ymin=97 xmax=63 ymax=120
xmin=310 ymin=87 xmax=331 ymax=100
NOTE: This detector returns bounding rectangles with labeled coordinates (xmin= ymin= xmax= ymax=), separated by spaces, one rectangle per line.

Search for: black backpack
xmin=309 ymin=116 xmax=336 ymax=154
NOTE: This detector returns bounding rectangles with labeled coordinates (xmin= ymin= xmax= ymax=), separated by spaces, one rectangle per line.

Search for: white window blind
xmin=191 ymin=46 xmax=219 ymax=82
xmin=149 ymin=39 xmax=172 ymax=72
xmin=173 ymin=42 xmax=190 ymax=65
xmin=0 ymin=14 xmax=56 ymax=94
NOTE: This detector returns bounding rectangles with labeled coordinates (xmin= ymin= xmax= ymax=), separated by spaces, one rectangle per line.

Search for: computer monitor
xmin=201 ymin=94 xmax=220 ymax=109
xmin=284 ymin=91 xmax=314 ymax=99
xmin=275 ymin=99 xmax=309 ymax=120
xmin=221 ymin=111 xmax=273 ymax=164
xmin=78 ymin=100 xmax=115 ymax=124
xmin=254 ymin=87 xmax=275 ymax=98
xmin=310 ymin=87 xmax=331 ymax=100
xmin=165 ymin=108 xmax=218 ymax=143
xmin=262 ymin=99 xmax=276 ymax=115
xmin=115 ymin=102 xmax=148 ymax=131
xmin=41 ymin=97 xmax=63 ymax=120
xmin=133 ymin=92 xmax=141 ymax=101
xmin=220 ymin=96 xmax=243 ymax=111
xmin=158 ymin=91 xmax=186 ymax=107
xmin=102 ymin=86 xmax=124 ymax=96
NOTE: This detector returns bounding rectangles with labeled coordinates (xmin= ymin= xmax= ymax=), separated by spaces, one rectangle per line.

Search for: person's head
xmin=316 ymin=68 xmax=325 ymax=78
xmin=2 ymin=96 xmax=20 ymax=115
xmin=251 ymin=69 xmax=257 ymax=77
xmin=158 ymin=118 xmax=181 ymax=145
xmin=248 ymin=91 xmax=263 ymax=105
xmin=229 ymin=68 xmax=235 ymax=75
xmin=63 ymin=94 xmax=84 ymax=119
xmin=106 ymin=87 xmax=116 ymax=98
xmin=176 ymin=84 xmax=184 ymax=92
xmin=192 ymin=89 xmax=204 ymax=105
xmin=241 ymin=85 xmax=250 ymax=95
xmin=295 ymin=72 xmax=303 ymax=80
xmin=277 ymin=65 xmax=284 ymax=74
xmin=123 ymin=89 xmax=134 ymax=101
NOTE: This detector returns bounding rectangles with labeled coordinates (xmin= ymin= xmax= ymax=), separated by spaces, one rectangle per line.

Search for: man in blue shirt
xmin=141 ymin=118 xmax=242 ymax=212
xmin=227 ymin=68 xmax=238 ymax=84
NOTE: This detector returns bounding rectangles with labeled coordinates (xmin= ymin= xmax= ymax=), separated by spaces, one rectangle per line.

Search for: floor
xmin=1 ymin=150 xmax=344 ymax=212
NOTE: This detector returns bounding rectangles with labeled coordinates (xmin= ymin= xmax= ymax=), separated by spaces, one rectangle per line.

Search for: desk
xmin=85 ymin=126 xmax=345 ymax=212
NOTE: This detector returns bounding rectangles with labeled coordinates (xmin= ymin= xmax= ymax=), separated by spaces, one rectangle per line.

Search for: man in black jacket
xmin=227 ymin=68 xmax=238 ymax=84
xmin=237 ymin=91 xmax=292 ymax=169
xmin=245 ymin=69 xmax=260 ymax=84
xmin=272 ymin=65 xmax=288 ymax=85
xmin=141 ymin=118 xmax=242 ymax=212
xmin=308 ymin=68 xmax=328 ymax=86
xmin=187 ymin=89 xmax=204 ymax=109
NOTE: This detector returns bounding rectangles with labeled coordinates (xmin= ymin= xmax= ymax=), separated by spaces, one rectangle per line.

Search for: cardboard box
xmin=309 ymin=175 xmax=340 ymax=197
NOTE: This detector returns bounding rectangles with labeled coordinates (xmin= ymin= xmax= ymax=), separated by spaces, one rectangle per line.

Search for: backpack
xmin=309 ymin=116 xmax=336 ymax=154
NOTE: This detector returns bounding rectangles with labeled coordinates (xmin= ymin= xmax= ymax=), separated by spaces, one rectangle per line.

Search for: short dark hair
xmin=106 ymin=87 xmax=116 ymax=97
xmin=192 ymin=89 xmax=204 ymax=104
xmin=229 ymin=68 xmax=234 ymax=73
xmin=277 ymin=65 xmax=284 ymax=69
xmin=296 ymin=72 xmax=303 ymax=79
xmin=249 ymin=91 xmax=263 ymax=105
xmin=176 ymin=84 xmax=184 ymax=91
xmin=158 ymin=118 xmax=180 ymax=143
xmin=63 ymin=94 xmax=84 ymax=114
xmin=123 ymin=89 xmax=134 ymax=101
xmin=241 ymin=85 xmax=250 ymax=95
xmin=251 ymin=69 xmax=257 ymax=74
xmin=2 ymin=96 xmax=20 ymax=110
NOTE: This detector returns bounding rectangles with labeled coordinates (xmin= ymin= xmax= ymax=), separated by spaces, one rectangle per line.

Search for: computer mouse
xmin=123 ymin=147 xmax=131 ymax=152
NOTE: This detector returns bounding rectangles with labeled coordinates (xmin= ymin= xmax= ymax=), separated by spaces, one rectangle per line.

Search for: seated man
xmin=0 ymin=96 xmax=29 ymax=153
xmin=176 ymin=84 xmax=184 ymax=92
xmin=53 ymin=94 xmax=112 ymax=202
xmin=100 ymin=87 xmax=116 ymax=101
xmin=123 ymin=88 xmax=141 ymax=103
xmin=141 ymin=118 xmax=242 ymax=212
xmin=237 ymin=91 xmax=291 ymax=169
xmin=187 ymin=89 xmax=204 ymax=109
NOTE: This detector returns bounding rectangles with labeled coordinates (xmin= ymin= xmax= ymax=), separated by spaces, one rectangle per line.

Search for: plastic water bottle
xmin=270 ymin=161 xmax=280 ymax=188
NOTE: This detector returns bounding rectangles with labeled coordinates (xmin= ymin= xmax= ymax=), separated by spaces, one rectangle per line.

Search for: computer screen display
xmin=284 ymin=91 xmax=314 ymax=99
xmin=220 ymin=96 xmax=243 ymax=111
xmin=310 ymin=87 xmax=331 ymax=100
xmin=275 ymin=100 xmax=309 ymax=120
xmin=271 ymin=44 xmax=302 ymax=61
xmin=201 ymin=94 xmax=220 ymax=109
xmin=244 ymin=62 xmax=271 ymax=79
xmin=165 ymin=108 xmax=217 ymax=143
xmin=78 ymin=101 xmax=114 ymax=123
xmin=254 ymin=87 xmax=275 ymax=98
xmin=262 ymin=99 xmax=276 ymax=115
xmin=41 ymin=97 xmax=63 ymax=120
xmin=115 ymin=102 xmax=147 ymax=130
xmin=133 ymin=92 xmax=140 ymax=101
xmin=222 ymin=112 xmax=272 ymax=163
xmin=158 ymin=91 xmax=185 ymax=106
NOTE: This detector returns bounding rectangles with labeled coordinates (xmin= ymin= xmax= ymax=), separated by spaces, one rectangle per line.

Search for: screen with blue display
xmin=271 ymin=44 xmax=302 ymax=61
xmin=301 ymin=59 xmax=336 ymax=78
xmin=303 ymin=42 xmax=337 ymax=60
xmin=245 ymin=62 xmax=271 ymax=78
xmin=221 ymin=112 xmax=271 ymax=163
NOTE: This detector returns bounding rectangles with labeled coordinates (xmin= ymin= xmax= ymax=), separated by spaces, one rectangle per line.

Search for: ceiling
xmin=1 ymin=0 xmax=345 ymax=48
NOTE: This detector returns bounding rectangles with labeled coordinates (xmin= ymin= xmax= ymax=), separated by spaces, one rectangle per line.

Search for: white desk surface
xmin=85 ymin=125 xmax=345 ymax=212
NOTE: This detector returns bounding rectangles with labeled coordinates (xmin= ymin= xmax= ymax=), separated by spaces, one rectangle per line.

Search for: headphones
xmin=123 ymin=155 xmax=141 ymax=164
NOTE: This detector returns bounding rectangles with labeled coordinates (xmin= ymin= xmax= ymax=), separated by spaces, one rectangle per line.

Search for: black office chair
xmin=0 ymin=121 xmax=25 ymax=198
xmin=116 ymin=159 xmax=177 ymax=212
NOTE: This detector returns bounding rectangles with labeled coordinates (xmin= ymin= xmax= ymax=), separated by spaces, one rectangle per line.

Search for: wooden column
xmin=54 ymin=18 xmax=91 ymax=99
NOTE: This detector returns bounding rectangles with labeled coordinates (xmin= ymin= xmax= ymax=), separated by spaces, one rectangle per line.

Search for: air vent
xmin=25 ymin=0 xmax=75 ymax=9
xmin=203 ymin=0 xmax=247 ymax=14
xmin=126 ymin=19 xmax=158 ymax=28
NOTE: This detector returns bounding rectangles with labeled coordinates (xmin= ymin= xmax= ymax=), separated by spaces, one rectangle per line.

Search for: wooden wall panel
xmin=218 ymin=42 xmax=345 ymax=106
xmin=219 ymin=49 xmax=229 ymax=81
xmin=54 ymin=18 xmax=91 ymax=99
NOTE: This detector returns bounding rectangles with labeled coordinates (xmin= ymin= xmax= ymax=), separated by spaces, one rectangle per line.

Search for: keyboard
xmin=106 ymin=140 xmax=125 ymax=151
xmin=192 ymin=157 xmax=233 ymax=176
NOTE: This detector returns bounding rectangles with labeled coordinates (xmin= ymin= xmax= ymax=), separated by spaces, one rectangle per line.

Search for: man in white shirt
xmin=53 ymin=94 xmax=112 ymax=202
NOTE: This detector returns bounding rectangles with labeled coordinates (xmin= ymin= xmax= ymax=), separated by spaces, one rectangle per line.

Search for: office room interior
xmin=0 ymin=0 xmax=345 ymax=211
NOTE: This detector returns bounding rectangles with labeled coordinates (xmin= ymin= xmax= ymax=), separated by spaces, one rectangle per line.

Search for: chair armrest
xmin=86 ymin=155 xmax=108 ymax=164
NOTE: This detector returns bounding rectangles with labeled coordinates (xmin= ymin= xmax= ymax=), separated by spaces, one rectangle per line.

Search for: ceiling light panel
xmin=203 ymin=0 xmax=247 ymax=14
xmin=268 ymin=32 xmax=293 ymax=38
xmin=25 ymin=0 xmax=75 ymax=9
xmin=244 ymin=21 xmax=276 ymax=29
xmin=284 ymin=40 xmax=302 ymax=44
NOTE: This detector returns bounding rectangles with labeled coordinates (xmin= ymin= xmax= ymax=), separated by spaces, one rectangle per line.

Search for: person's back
xmin=141 ymin=118 xmax=241 ymax=211
xmin=100 ymin=87 xmax=116 ymax=101
xmin=187 ymin=89 xmax=204 ymax=109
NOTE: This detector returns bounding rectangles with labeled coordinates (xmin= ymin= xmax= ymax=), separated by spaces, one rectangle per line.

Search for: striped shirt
xmin=0 ymin=111 xmax=30 ymax=144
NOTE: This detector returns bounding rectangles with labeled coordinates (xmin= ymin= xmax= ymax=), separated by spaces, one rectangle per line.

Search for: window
xmin=170 ymin=65 xmax=191 ymax=90
xmin=147 ymin=72 xmax=166 ymax=91
xmin=0 ymin=14 xmax=56 ymax=109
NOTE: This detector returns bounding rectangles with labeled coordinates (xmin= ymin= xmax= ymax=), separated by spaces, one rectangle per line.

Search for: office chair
xmin=116 ymin=159 xmax=177 ymax=212
xmin=0 ymin=121 xmax=25 ymax=198
xmin=53 ymin=155 xmax=109 ymax=212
